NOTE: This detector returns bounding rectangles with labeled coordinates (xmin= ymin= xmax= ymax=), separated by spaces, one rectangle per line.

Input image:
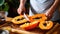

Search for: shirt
xmin=29 ymin=0 xmax=60 ymax=21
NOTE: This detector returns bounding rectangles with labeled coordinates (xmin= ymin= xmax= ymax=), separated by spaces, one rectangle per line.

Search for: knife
xmin=23 ymin=13 xmax=30 ymax=21
xmin=20 ymin=10 xmax=30 ymax=22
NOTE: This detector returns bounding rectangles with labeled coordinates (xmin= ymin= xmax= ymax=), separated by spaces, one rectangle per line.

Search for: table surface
xmin=0 ymin=17 xmax=60 ymax=34
xmin=0 ymin=22 xmax=60 ymax=34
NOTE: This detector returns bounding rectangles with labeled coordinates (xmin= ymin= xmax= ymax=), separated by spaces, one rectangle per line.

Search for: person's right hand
xmin=17 ymin=4 xmax=26 ymax=15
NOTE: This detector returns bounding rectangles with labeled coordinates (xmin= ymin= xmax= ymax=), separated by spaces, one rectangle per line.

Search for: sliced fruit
xmin=39 ymin=21 xmax=53 ymax=30
xmin=20 ymin=21 xmax=39 ymax=30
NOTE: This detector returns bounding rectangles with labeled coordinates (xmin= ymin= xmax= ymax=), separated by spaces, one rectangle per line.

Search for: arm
xmin=17 ymin=0 xmax=27 ymax=14
xmin=20 ymin=0 xmax=27 ymax=6
xmin=59 ymin=1 xmax=60 ymax=13
xmin=45 ymin=0 xmax=59 ymax=19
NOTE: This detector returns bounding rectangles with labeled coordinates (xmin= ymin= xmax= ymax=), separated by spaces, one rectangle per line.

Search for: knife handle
xmin=20 ymin=13 xmax=22 ymax=16
xmin=20 ymin=10 xmax=26 ymax=16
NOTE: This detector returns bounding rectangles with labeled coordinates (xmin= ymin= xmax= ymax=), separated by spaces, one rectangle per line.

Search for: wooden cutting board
xmin=9 ymin=23 xmax=60 ymax=34
xmin=2 ymin=17 xmax=60 ymax=34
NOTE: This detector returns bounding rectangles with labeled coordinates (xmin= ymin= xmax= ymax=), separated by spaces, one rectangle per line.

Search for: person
xmin=17 ymin=0 xmax=60 ymax=22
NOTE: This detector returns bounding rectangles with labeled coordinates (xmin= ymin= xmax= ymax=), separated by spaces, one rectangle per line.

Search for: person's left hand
xmin=44 ymin=10 xmax=53 ymax=20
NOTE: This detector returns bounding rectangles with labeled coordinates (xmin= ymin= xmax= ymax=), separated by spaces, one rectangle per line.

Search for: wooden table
xmin=0 ymin=17 xmax=60 ymax=34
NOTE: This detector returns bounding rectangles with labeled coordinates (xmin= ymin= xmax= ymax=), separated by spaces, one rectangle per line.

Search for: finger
xmin=17 ymin=8 xmax=21 ymax=14
xmin=44 ymin=12 xmax=48 ymax=16
xmin=17 ymin=9 xmax=20 ymax=14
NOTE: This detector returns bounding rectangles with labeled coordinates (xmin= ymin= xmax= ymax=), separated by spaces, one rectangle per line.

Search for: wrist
xmin=20 ymin=3 xmax=25 ymax=6
xmin=20 ymin=0 xmax=26 ymax=6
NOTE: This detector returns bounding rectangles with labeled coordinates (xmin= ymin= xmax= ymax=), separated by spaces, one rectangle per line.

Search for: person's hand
xmin=44 ymin=10 xmax=53 ymax=20
xmin=17 ymin=4 xmax=26 ymax=15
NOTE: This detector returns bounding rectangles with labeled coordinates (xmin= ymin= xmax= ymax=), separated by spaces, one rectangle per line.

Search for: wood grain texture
xmin=1 ymin=17 xmax=60 ymax=34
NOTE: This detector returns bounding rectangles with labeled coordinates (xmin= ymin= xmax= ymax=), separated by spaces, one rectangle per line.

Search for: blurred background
xmin=0 ymin=0 xmax=30 ymax=18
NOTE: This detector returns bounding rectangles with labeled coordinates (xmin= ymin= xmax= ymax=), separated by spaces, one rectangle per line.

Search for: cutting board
xmin=2 ymin=17 xmax=60 ymax=34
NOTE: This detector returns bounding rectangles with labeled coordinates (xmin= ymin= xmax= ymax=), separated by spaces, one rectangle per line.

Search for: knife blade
xmin=23 ymin=13 xmax=30 ymax=21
